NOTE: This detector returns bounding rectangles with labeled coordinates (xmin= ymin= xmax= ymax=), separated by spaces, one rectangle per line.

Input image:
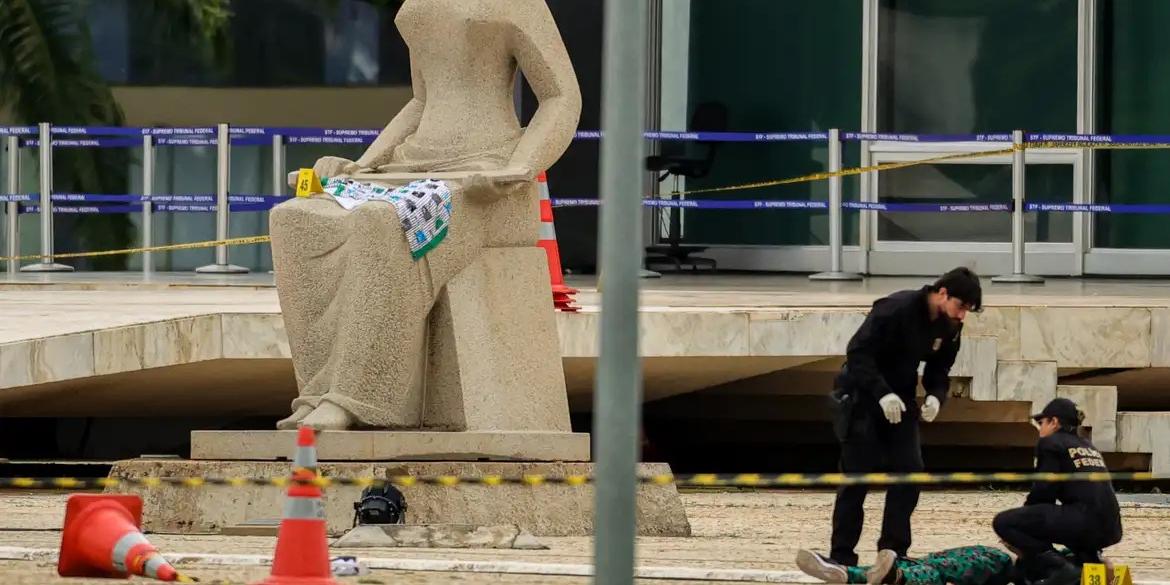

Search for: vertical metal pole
xmin=196 ymin=123 xmax=248 ymax=273
xmin=594 ymin=0 xmax=646 ymax=583
xmin=271 ymin=134 xmax=285 ymax=198
xmin=21 ymin=122 xmax=72 ymax=272
xmin=269 ymin=134 xmax=284 ymax=275
xmin=993 ymin=130 xmax=1044 ymax=283
xmin=142 ymin=135 xmax=154 ymax=275
xmin=5 ymin=136 xmax=19 ymax=274
xmin=810 ymin=129 xmax=861 ymax=281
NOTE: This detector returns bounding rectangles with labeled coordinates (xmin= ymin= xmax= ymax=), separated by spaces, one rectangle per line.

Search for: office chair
xmin=643 ymin=101 xmax=727 ymax=272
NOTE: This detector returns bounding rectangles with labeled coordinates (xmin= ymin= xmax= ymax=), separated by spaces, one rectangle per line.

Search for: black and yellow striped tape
xmin=0 ymin=471 xmax=1162 ymax=491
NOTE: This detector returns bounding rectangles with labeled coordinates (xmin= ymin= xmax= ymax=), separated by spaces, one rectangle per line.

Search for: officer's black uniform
xmin=994 ymin=399 xmax=1123 ymax=580
xmin=828 ymin=285 xmax=963 ymax=566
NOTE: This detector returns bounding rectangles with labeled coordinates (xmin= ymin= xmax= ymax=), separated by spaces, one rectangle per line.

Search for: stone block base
xmin=108 ymin=460 xmax=691 ymax=537
xmin=190 ymin=430 xmax=590 ymax=462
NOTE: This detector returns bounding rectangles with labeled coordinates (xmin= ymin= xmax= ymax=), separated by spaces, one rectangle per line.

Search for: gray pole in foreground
xmin=992 ymin=130 xmax=1044 ymax=284
xmin=594 ymin=0 xmax=647 ymax=583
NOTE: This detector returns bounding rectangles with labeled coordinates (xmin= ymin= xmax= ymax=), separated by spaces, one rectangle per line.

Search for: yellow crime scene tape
xmin=0 ymin=235 xmax=271 ymax=263
xmin=0 ymin=470 xmax=1161 ymax=491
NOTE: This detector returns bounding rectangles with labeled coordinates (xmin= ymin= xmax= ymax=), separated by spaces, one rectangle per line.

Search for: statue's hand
xmin=313 ymin=156 xmax=361 ymax=180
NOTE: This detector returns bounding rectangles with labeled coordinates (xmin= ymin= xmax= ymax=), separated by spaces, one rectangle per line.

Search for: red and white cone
xmin=536 ymin=171 xmax=578 ymax=312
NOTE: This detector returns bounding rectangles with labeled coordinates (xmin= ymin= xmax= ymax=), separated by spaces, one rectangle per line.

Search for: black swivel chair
xmin=643 ymin=101 xmax=727 ymax=272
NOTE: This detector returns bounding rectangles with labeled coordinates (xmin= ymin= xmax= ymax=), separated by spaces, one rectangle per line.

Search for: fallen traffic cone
xmin=253 ymin=426 xmax=338 ymax=585
xmin=58 ymin=493 xmax=192 ymax=581
xmin=536 ymin=171 xmax=578 ymax=312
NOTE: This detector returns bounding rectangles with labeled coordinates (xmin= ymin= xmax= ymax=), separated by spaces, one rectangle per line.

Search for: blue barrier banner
xmin=1 ymin=193 xmax=289 ymax=204
xmin=1026 ymin=133 xmax=1170 ymax=145
xmin=843 ymin=201 xmax=1012 ymax=212
xmin=22 ymin=138 xmax=143 ymax=148
xmin=22 ymin=202 xmax=275 ymax=214
xmin=156 ymin=137 xmax=217 ymax=147
xmin=231 ymin=136 xmax=277 ymax=147
xmin=550 ymin=199 xmax=1011 ymax=211
xmin=248 ymin=127 xmax=381 ymax=138
xmin=0 ymin=126 xmax=37 ymax=136
xmin=50 ymin=126 xmax=216 ymax=136
xmin=284 ymin=135 xmax=376 ymax=145
xmin=1026 ymin=202 xmax=1170 ymax=214
xmin=572 ymin=130 xmax=827 ymax=142
xmin=841 ymin=132 xmax=1014 ymax=143
xmin=549 ymin=198 xmax=830 ymax=209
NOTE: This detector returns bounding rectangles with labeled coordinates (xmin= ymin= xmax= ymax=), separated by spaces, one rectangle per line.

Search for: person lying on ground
xmin=797 ymin=545 xmax=1014 ymax=585
xmin=797 ymin=545 xmax=1114 ymax=585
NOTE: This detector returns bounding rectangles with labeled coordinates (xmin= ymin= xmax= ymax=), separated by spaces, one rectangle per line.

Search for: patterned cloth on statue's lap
xmin=322 ymin=178 xmax=453 ymax=260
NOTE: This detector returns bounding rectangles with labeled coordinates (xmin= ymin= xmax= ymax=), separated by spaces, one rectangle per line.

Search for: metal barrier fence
xmin=3 ymin=124 xmax=1170 ymax=277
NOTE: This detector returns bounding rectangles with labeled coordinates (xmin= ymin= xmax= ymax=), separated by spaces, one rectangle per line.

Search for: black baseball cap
xmin=1031 ymin=398 xmax=1082 ymax=426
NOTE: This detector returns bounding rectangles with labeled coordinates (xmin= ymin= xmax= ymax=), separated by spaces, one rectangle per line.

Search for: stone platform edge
xmin=109 ymin=460 xmax=690 ymax=537
xmin=190 ymin=430 xmax=591 ymax=462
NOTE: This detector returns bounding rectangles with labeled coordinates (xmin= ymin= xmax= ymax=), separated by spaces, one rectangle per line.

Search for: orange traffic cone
xmin=58 ymin=494 xmax=192 ymax=581
xmin=536 ymin=171 xmax=578 ymax=312
xmin=253 ymin=426 xmax=338 ymax=585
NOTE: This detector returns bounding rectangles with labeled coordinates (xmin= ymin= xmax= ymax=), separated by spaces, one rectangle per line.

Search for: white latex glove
xmin=878 ymin=393 xmax=906 ymax=424
xmin=921 ymin=395 xmax=940 ymax=423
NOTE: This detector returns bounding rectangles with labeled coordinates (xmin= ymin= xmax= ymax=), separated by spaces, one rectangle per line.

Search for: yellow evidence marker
xmin=295 ymin=168 xmax=324 ymax=197
xmin=1082 ymin=563 xmax=1107 ymax=585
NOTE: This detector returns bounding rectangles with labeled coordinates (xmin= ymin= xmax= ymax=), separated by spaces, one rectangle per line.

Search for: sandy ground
xmin=1 ymin=489 xmax=1168 ymax=583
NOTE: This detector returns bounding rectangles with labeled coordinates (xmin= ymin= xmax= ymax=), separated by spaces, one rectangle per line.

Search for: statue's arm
xmin=354 ymin=62 xmax=427 ymax=170
xmin=506 ymin=0 xmax=582 ymax=176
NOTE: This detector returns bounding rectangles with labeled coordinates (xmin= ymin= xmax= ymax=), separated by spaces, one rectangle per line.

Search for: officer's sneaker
xmin=866 ymin=549 xmax=900 ymax=585
xmin=796 ymin=549 xmax=849 ymax=583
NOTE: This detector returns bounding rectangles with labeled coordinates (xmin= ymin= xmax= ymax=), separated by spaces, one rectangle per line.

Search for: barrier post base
xmin=20 ymin=262 xmax=74 ymax=273
xmin=809 ymin=270 xmax=862 ymax=282
xmin=991 ymin=273 xmax=1045 ymax=284
xmin=195 ymin=263 xmax=250 ymax=274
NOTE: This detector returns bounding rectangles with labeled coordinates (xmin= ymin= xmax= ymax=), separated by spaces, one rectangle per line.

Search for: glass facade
xmin=87 ymin=0 xmax=410 ymax=87
xmin=1094 ymin=0 xmax=1170 ymax=249
xmin=877 ymin=0 xmax=1077 ymax=134
xmin=682 ymin=0 xmax=862 ymax=247
xmin=877 ymin=163 xmax=1073 ymax=243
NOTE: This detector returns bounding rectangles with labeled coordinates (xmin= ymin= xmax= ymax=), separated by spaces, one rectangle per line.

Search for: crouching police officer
xmin=825 ymin=267 xmax=983 ymax=566
xmin=993 ymin=398 xmax=1123 ymax=585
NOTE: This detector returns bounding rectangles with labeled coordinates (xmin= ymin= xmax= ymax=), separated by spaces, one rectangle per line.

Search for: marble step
xmin=1117 ymin=411 xmax=1170 ymax=475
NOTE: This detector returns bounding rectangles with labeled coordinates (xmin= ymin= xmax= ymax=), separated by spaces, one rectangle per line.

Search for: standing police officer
xmin=820 ymin=267 xmax=983 ymax=567
xmin=993 ymin=397 xmax=1123 ymax=585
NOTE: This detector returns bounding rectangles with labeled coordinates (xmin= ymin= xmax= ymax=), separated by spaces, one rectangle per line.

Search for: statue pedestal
xmin=191 ymin=430 xmax=590 ymax=461
xmin=108 ymin=458 xmax=691 ymax=537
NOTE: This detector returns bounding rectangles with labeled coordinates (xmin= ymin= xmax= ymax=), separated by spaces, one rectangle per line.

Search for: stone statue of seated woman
xmin=269 ymin=0 xmax=582 ymax=431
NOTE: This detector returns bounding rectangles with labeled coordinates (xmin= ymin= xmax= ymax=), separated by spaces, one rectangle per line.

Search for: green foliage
xmin=0 ymin=0 xmax=392 ymax=268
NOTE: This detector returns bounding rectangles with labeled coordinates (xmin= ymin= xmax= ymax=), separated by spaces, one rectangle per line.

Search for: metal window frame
xmin=859 ymin=0 xmax=1091 ymax=277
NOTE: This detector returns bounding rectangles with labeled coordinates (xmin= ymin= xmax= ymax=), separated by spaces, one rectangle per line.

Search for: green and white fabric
xmin=322 ymin=177 xmax=453 ymax=260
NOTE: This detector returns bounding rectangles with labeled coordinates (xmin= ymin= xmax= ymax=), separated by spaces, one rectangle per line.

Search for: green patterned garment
xmin=845 ymin=546 xmax=1015 ymax=585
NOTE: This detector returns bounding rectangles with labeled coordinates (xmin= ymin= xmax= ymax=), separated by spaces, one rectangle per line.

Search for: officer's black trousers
xmin=993 ymin=504 xmax=1116 ymax=559
xmin=830 ymin=410 xmax=924 ymax=566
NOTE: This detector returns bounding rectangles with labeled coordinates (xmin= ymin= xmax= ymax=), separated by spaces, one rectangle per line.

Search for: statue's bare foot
xmin=276 ymin=405 xmax=313 ymax=430
xmin=300 ymin=401 xmax=355 ymax=430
